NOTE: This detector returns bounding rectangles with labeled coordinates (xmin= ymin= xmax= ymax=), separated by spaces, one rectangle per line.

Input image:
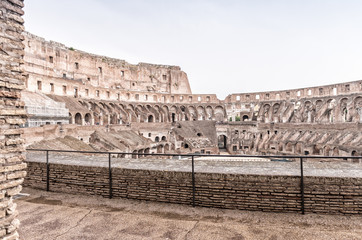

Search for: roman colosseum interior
xmin=22 ymin=31 xmax=362 ymax=158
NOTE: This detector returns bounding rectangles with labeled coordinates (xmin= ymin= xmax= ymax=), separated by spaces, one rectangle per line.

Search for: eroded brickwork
xmin=0 ymin=0 xmax=26 ymax=239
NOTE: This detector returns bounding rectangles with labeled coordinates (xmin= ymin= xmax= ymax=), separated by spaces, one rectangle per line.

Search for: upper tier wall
xmin=226 ymin=80 xmax=362 ymax=103
xmin=23 ymin=32 xmax=192 ymax=95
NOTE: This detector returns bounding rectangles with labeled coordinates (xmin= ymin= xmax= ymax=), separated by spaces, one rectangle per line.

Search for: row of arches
xmin=71 ymin=100 xmax=227 ymax=126
xmin=253 ymin=96 xmax=362 ymax=124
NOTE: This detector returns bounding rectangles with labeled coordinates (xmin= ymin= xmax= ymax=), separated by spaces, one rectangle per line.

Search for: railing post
xmin=192 ymin=155 xmax=195 ymax=207
xmin=300 ymin=157 xmax=305 ymax=214
xmin=109 ymin=153 xmax=112 ymax=199
xmin=46 ymin=150 xmax=49 ymax=192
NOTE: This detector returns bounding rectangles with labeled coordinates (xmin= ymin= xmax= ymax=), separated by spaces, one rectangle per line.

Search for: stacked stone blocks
xmin=0 ymin=0 xmax=26 ymax=239
xmin=25 ymin=162 xmax=362 ymax=215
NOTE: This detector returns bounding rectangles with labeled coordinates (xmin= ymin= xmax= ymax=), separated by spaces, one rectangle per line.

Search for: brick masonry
xmin=0 ymin=0 xmax=26 ymax=239
xmin=25 ymin=161 xmax=362 ymax=215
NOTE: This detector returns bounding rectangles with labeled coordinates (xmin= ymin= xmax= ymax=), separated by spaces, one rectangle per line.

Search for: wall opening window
xmin=162 ymin=75 xmax=167 ymax=80
xmin=345 ymin=84 xmax=350 ymax=92
xmin=96 ymin=90 xmax=99 ymax=97
xmin=308 ymin=89 xmax=312 ymax=95
xmin=255 ymin=94 xmax=260 ymax=100
xmin=50 ymin=83 xmax=54 ymax=92
xmin=206 ymin=96 xmax=210 ymax=102
xmin=75 ymin=62 xmax=79 ymax=70
xmin=117 ymin=93 xmax=120 ymax=100
xmin=49 ymin=56 xmax=53 ymax=63
xmin=135 ymin=94 xmax=139 ymax=100
xmin=198 ymin=96 xmax=201 ymax=102
xmin=107 ymin=91 xmax=110 ymax=98
xmin=189 ymin=96 xmax=192 ymax=102
xmin=333 ymin=87 xmax=337 ymax=95
xmin=98 ymin=67 xmax=102 ymax=74
xmin=74 ymin=88 xmax=78 ymax=98
xmin=37 ymin=81 xmax=42 ymax=90
xmin=62 ymin=85 xmax=67 ymax=95
xmin=87 ymin=77 xmax=90 ymax=81
xmin=297 ymin=91 xmax=301 ymax=97
xmin=121 ymin=70 xmax=124 ymax=77
xmin=85 ymin=89 xmax=89 ymax=96
xmin=236 ymin=95 xmax=240 ymax=101
xmin=319 ymin=88 xmax=323 ymax=95
xmin=63 ymin=73 xmax=66 ymax=78
xmin=265 ymin=94 xmax=269 ymax=100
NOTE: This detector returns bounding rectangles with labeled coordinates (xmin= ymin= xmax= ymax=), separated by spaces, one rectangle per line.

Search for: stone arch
xmin=155 ymin=136 xmax=160 ymax=142
xmin=197 ymin=106 xmax=205 ymax=120
xmin=214 ymin=106 xmax=225 ymax=122
xmin=148 ymin=115 xmax=154 ymax=123
xmin=84 ymin=113 xmax=92 ymax=125
xmin=157 ymin=145 xmax=163 ymax=153
xmin=206 ymin=106 xmax=213 ymax=120
xmin=188 ymin=106 xmax=197 ymax=121
xmin=242 ymin=115 xmax=249 ymax=121
xmin=324 ymin=146 xmax=331 ymax=156
xmin=74 ymin=113 xmax=82 ymax=125
xmin=285 ymin=142 xmax=293 ymax=152
xmin=164 ymin=144 xmax=170 ymax=152
xmin=161 ymin=136 xmax=167 ymax=141
xmin=332 ymin=147 xmax=339 ymax=156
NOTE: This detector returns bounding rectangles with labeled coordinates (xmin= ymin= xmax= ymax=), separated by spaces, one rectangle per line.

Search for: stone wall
xmin=25 ymin=161 xmax=362 ymax=215
xmin=0 ymin=0 xmax=26 ymax=239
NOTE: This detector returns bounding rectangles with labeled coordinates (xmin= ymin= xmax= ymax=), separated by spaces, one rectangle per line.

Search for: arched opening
xmin=161 ymin=136 xmax=166 ymax=141
xmin=157 ymin=145 xmax=163 ymax=153
xmin=171 ymin=113 xmax=176 ymax=122
xmin=184 ymin=143 xmax=189 ymax=149
xmin=148 ymin=115 xmax=154 ymax=122
xmin=332 ymin=147 xmax=339 ymax=156
xmin=110 ymin=114 xmax=118 ymax=124
xmin=352 ymin=150 xmax=358 ymax=156
xmin=155 ymin=136 xmax=160 ymax=142
xmin=144 ymin=148 xmax=150 ymax=155
xmin=285 ymin=142 xmax=293 ymax=152
xmin=138 ymin=149 xmax=143 ymax=158
xmin=242 ymin=115 xmax=249 ymax=121
xmin=75 ymin=113 xmax=82 ymax=125
xmin=132 ymin=150 xmax=138 ymax=159
xmin=84 ymin=113 xmax=92 ymax=125
xmin=164 ymin=144 xmax=170 ymax=151
xmin=197 ymin=133 xmax=202 ymax=137
xmin=218 ymin=135 xmax=227 ymax=149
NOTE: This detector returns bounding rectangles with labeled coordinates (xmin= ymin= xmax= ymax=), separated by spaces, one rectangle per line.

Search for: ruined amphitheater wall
xmin=0 ymin=0 xmax=26 ymax=238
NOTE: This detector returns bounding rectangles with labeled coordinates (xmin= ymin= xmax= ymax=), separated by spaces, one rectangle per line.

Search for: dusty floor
xmin=17 ymin=187 xmax=362 ymax=240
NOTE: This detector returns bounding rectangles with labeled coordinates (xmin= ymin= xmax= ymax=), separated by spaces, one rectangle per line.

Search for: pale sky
xmin=24 ymin=0 xmax=362 ymax=99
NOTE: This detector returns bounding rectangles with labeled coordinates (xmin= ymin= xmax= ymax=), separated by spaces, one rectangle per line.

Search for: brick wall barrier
xmin=24 ymin=161 xmax=362 ymax=215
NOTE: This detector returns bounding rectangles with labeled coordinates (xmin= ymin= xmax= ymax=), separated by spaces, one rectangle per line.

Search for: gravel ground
xmin=17 ymin=187 xmax=362 ymax=240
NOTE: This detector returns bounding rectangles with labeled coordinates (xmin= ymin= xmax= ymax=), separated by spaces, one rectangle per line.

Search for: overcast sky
xmin=24 ymin=0 xmax=362 ymax=99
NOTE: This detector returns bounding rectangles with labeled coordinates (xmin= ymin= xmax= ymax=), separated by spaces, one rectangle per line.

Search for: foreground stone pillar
xmin=0 ymin=0 xmax=26 ymax=239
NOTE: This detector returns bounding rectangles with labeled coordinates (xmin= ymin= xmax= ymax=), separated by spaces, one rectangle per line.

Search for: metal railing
xmin=26 ymin=149 xmax=362 ymax=214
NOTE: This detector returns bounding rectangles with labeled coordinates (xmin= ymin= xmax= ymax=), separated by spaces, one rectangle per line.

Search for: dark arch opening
xmin=148 ymin=115 xmax=154 ymax=122
xmin=75 ymin=113 xmax=82 ymax=125
xmin=155 ymin=136 xmax=160 ymax=142
xmin=242 ymin=115 xmax=249 ymax=121
xmin=218 ymin=135 xmax=227 ymax=149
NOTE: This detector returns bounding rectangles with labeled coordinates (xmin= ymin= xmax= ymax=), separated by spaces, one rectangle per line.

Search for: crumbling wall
xmin=0 ymin=0 xmax=26 ymax=239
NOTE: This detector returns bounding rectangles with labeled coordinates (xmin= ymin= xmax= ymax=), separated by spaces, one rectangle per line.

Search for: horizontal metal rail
xmin=26 ymin=148 xmax=362 ymax=159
